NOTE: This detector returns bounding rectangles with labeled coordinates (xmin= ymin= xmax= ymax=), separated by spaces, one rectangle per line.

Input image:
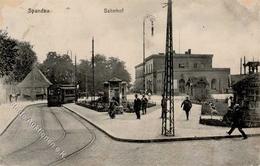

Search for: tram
xmin=47 ymin=84 xmax=76 ymax=107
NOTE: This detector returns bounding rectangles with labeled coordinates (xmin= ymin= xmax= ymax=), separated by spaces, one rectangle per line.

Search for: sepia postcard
xmin=0 ymin=0 xmax=259 ymax=165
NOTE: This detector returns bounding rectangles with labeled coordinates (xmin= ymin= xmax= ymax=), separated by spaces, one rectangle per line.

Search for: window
xmin=179 ymin=64 xmax=185 ymax=68
xmin=211 ymin=79 xmax=217 ymax=90
xmin=194 ymin=63 xmax=198 ymax=68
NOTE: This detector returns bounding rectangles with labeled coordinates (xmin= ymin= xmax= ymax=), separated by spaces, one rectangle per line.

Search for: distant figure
xmin=9 ymin=94 xmax=19 ymax=103
xmin=181 ymin=96 xmax=192 ymax=120
xmin=9 ymin=94 xmax=12 ymax=102
xmin=108 ymin=97 xmax=118 ymax=119
xmin=15 ymin=94 xmax=20 ymax=102
xmin=148 ymin=92 xmax=151 ymax=100
xmin=161 ymin=95 xmax=167 ymax=118
xmin=227 ymin=104 xmax=248 ymax=139
xmin=133 ymin=94 xmax=141 ymax=119
xmin=227 ymin=96 xmax=234 ymax=109
xmin=141 ymin=95 xmax=148 ymax=115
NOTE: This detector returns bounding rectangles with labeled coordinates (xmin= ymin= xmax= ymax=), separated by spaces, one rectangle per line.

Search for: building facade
xmin=134 ymin=50 xmax=230 ymax=95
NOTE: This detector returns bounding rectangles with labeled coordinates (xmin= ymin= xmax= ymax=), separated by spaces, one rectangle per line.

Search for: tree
xmin=39 ymin=52 xmax=73 ymax=84
xmin=77 ymin=59 xmax=91 ymax=92
xmin=0 ymin=30 xmax=37 ymax=83
xmin=107 ymin=57 xmax=131 ymax=83
xmin=12 ymin=42 xmax=37 ymax=82
xmin=94 ymin=54 xmax=109 ymax=91
xmin=0 ymin=30 xmax=18 ymax=78
xmin=76 ymin=54 xmax=131 ymax=93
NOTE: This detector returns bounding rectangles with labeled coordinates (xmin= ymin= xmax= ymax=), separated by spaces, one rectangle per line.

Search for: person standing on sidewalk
xmin=108 ymin=97 xmax=118 ymax=119
xmin=141 ymin=95 xmax=148 ymax=115
xmin=227 ymin=104 xmax=248 ymax=139
xmin=134 ymin=94 xmax=141 ymax=119
xmin=227 ymin=96 xmax=234 ymax=109
xmin=161 ymin=95 xmax=167 ymax=118
xmin=181 ymin=96 xmax=192 ymax=120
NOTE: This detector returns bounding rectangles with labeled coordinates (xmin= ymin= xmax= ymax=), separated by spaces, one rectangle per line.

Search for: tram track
xmin=48 ymin=106 xmax=96 ymax=166
xmin=1 ymin=104 xmax=96 ymax=166
xmin=38 ymin=107 xmax=67 ymax=151
xmin=1 ymin=104 xmax=45 ymax=159
xmin=2 ymin=104 xmax=66 ymax=159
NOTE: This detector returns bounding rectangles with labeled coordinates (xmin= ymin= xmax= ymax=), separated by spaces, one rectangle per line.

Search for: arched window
xmin=179 ymin=79 xmax=185 ymax=93
xmin=211 ymin=79 xmax=217 ymax=90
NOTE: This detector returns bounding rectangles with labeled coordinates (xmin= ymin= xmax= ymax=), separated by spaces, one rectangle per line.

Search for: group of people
xmin=109 ymin=94 xmax=148 ymax=119
xmin=161 ymin=95 xmax=192 ymax=120
xmin=162 ymin=95 xmax=248 ymax=139
xmin=133 ymin=94 xmax=148 ymax=119
xmin=110 ymin=93 xmax=248 ymax=139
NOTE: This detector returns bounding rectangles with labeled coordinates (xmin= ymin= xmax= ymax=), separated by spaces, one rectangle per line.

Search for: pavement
xmin=63 ymin=95 xmax=260 ymax=142
xmin=0 ymin=100 xmax=46 ymax=136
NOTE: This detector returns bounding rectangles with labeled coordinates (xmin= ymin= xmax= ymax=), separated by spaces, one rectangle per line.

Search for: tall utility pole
xmin=85 ymin=59 xmax=88 ymax=99
xmin=74 ymin=55 xmax=77 ymax=102
xmin=162 ymin=0 xmax=174 ymax=136
xmin=74 ymin=55 xmax=77 ymax=84
xmin=92 ymin=37 xmax=95 ymax=100
xmin=143 ymin=15 xmax=155 ymax=94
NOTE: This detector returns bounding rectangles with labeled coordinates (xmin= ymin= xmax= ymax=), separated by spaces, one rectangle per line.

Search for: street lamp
xmin=143 ymin=14 xmax=155 ymax=95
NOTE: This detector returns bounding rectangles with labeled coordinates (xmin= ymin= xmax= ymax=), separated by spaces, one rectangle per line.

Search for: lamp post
xmin=143 ymin=15 xmax=155 ymax=95
xmin=91 ymin=37 xmax=95 ymax=101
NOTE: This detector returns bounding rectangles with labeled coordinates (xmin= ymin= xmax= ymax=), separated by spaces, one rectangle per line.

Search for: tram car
xmin=47 ymin=84 xmax=76 ymax=107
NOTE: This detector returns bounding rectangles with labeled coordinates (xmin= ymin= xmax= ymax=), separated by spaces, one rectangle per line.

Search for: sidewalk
xmin=63 ymin=95 xmax=260 ymax=142
xmin=0 ymin=101 xmax=46 ymax=136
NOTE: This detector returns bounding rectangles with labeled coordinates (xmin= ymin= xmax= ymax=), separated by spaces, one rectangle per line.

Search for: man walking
xmin=141 ymin=95 xmax=148 ymax=115
xmin=134 ymin=94 xmax=141 ymax=119
xmin=181 ymin=96 xmax=192 ymax=120
xmin=227 ymin=104 xmax=248 ymax=139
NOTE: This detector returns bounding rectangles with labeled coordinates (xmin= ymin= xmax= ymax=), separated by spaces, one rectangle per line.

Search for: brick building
xmin=134 ymin=50 xmax=230 ymax=95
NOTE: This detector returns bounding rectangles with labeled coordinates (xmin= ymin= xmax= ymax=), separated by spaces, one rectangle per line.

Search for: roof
xmin=232 ymin=73 xmax=260 ymax=89
xmin=135 ymin=53 xmax=213 ymax=68
xmin=230 ymin=74 xmax=247 ymax=86
xmin=245 ymin=61 xmax=260 ymax=67
xmin=18 ymin=67 xmax=52 ymax=88
xmin=108 ymin=77 xmax=122 ymax=82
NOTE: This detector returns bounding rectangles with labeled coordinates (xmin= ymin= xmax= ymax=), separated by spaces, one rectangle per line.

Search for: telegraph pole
xmin=92 ymin=37 xmax=95 ymax=100
xmin=74 ymin=55 xmax=77 ymax=84
xmin=143 ymin=15 xmax=155 ymax=94
xmin=85 ymin=59 xmax=88 ymax=99
xmin=74 ymin=55 xmax=77 ymax=102
xmin=162 ymin=0 xmax=174 ymax=136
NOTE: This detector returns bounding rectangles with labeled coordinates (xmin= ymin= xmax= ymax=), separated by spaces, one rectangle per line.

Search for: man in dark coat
xmin=227 ymin=104 xmax=248 ymax=139
xmin=108 ymin=97 xmax=118 ymax=119
xmin=141 ymin=95 xmax=148 ymax=115
xmin=181 ymin=96 xmax=192 ymax=120
xmin=134 ymin=94 xmax=141 ymax=119
xmin=161 ymin=95 xmax=167 ymax=118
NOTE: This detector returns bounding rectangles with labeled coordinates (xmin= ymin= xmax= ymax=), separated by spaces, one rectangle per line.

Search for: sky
xmin=0 ymin=0 xmax=260 ymax=82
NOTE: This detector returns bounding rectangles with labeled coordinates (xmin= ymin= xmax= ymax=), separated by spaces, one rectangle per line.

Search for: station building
xmin=134 ymin=49 xmax=230 ymax=95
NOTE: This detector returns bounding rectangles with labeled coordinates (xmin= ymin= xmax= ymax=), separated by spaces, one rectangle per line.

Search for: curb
xmin=63 ymin=105 xmax=260 ymax=143
xmin=0 ymin=102 xmax=46 ymax=136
